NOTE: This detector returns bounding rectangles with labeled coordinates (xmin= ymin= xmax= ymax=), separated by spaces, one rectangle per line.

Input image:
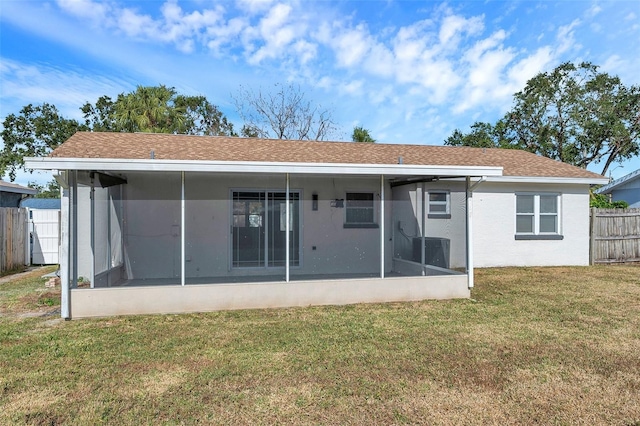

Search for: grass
xmin=1 ymin=265 xmax=639 ymax=425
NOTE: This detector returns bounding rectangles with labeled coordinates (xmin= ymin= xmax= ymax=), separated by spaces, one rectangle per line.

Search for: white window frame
xmin=344 ymin=191 xmax=378 ymax=228
xmin=515 ymin=193 xmax=563 ymax=240
xmin=427 ymin=190 xmax=451 ymax=219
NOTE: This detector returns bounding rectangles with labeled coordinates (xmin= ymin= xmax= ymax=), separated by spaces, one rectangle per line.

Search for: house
xmin=20 ymin=198 xmax=62 ymax=265
xmin=25 ymin=132 xmax=608 ymax=319
xmin=0 ymin=180 xmax=37 ymax=207
xmin=595 ymin=169 xmax=640 ymax=208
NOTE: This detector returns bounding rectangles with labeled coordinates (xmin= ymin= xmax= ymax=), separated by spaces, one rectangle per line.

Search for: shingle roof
xmin=50 ymin=132 xmax=605 ymax=180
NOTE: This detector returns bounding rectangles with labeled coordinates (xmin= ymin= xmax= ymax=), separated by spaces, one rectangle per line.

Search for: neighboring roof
xmin=595 ymin=169 xmax=640 ymax=194
xmin=20 ymin=198 xmax=61 ymax=209
xmin=32 ymin=131 xmax=606 ymax=182
xmin=0 ymin=180 xmax=37 ymax=195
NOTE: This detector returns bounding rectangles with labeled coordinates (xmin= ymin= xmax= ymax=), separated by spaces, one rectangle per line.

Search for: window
xmin=428 ymin=191 xmax=450 ymax=218
xmin=345 ymin=192 xmax=377 ymax=228
xmin=515 ymin=193 xmax=563 ymax=240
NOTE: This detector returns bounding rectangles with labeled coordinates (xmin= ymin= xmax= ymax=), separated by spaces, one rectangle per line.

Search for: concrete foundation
xmin=69 ymin=274 xmax=470 ymax=318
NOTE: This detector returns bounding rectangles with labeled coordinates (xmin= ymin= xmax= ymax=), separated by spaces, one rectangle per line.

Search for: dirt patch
xmin=0 ymin=266 xmax=55 ymax=285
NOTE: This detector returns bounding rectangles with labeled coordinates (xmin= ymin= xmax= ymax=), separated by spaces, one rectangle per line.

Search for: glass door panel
xmin=232 ymin=190 xmax=299 ymax=268
xmin=268 ymin=192 xmax=300 ymax=267
xmin=232 ymin=192 xmax=265 ymax=267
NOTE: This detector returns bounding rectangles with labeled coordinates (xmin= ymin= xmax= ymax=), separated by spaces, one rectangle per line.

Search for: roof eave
xmin=24 ymin=157 xmax=504 ymax=178
xmin=485 ymin=175 xmax=609 ymax=185
xmin=0 ymin=185 xmax=37 ymax=195
xmin=594 ymin=169 xmax=640 ymax=194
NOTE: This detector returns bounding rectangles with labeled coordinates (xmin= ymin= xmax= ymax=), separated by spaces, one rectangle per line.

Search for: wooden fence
xmin=0 ymin=207 xmax=28 ymax=273
xmin=590 ymin=208 xmax=640 ymax=264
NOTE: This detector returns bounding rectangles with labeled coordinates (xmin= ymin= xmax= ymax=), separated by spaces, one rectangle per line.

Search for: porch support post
xmin=466 ymin=176 xmax=474 ymax=289
xmin=420 ymin=182 xmax=426 ymax=274
xmin=285 ymin=173 xmax=290 ymax=283
xmin=71 ymin=170 xmax=78 ymax=292
xmin=181 ymin=171 xmax=185 ymax=286
xmin=90 ymin=175 xmax=95 ymax=288
xmin=106 ymin=188 xmax=112 ymax=287
xmin=380 ymin=175 xmax=385 ymax=279
xmin=60 ymin=171 xmax=71 ymax=319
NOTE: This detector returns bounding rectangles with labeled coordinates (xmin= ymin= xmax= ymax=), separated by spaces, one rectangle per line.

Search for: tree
xmin=28 ymin=179 xmax=61 ymax=198
xmin=445 ymin=120 xmax=510 ymax=148
xmin=114 ymin=85 xmax=187 ymax=133
xmin=352 ymin=126 xmax=376 ymax=143
xmin=81 ymin=95 xmax=116 ymax=132
xmin=590 ymin=190 xmax=628 ymax=208
xmin=445 ymin=62 xmax=640 ymax=175
xmin=80 ymin=85 xmax=237 ymax=136
xmin=0 ymin=103 xmax=85 ymax=181
xmin=233 ymin=83 xmax=337 ymax=140
xmin=2 ymin=86 xmax=236 ymax=181
xmin=174 ymin=95 xmax=237 ymax=136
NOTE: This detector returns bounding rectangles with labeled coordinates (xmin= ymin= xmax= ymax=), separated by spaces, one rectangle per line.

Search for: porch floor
xmin=98 ymin=272 xmax=410 ymax=288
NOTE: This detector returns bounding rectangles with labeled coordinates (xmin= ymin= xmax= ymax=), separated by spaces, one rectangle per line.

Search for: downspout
xmin=466 ymin=176 xmax=486 ymax=289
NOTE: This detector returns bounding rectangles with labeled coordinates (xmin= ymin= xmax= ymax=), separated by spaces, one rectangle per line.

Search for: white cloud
xmin=57 ymin=0 xmax=229 ymax=54
xmin=331 ymin=23 xmax=374 ymax=68
xmin=601 ymin=54 xmax=624 ymax=74
xmin=117 ymin=7 xmax=159 ymax=39
xmin=236 ymin=0 xmax=276 ymax=14
xmin=292 ymin=40 xmax=317 ymax=64
xmin=590 ymin=23 xmax=603 ymax=33
xmin=241 ymin=3 xmax=314 ymax=64
xmin=585 ymin=3 xmax=602 ymax=18
xmin=364 ymin=44 xmax=395 ymax=77
xmin=506 ymin=47 xmax=553 ymax=92
xmin=55 ymin=0 xmax=112 ymax=25
xmin=555 ymin=19 xmax=581 ymax=54
xmin=339 ymin=80 xmax=363 ymax=95
xmin=439 ymin=14 xmax=484 ymax=47
xmin=0 ymin=59 xmax=132 ymax=120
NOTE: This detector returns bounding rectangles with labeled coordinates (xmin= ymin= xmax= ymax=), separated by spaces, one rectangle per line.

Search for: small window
xmin=515 ymin=193 xmax=562 ymax=240
xmin=345 ymin=192 xmax=377 ymax=228
xmin=428 ymin=191 xmax=450 ymax=218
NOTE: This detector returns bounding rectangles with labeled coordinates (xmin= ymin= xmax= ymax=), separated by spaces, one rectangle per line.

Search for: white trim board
xmin=24 ymin=157 xmax=503 ymax=178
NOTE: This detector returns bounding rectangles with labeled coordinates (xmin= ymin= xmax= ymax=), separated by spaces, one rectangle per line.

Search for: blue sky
xmin=1 ymin=0 xmax=639 ymax=186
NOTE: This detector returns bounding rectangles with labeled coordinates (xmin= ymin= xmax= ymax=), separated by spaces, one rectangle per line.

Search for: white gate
xmin=29 ymin=209 xmax=61 ymax=264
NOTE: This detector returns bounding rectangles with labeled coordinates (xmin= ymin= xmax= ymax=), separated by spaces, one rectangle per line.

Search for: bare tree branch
xmin=233 ymin=83 xmax=337 ymax=140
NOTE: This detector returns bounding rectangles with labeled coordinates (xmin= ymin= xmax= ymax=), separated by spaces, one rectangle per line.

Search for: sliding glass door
xmin=232 ymin=191 xmax=300 ymax=268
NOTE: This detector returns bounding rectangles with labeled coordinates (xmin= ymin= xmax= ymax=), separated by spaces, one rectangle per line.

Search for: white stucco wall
xmin=472 ymin=182 xmax=591 ymax=267
xmin=393 ymin=181 xmax=592 ymax=268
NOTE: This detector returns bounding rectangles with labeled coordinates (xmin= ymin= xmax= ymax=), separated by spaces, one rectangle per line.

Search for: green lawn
xmin=1 ymin=265 xmax=639 ymax=425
